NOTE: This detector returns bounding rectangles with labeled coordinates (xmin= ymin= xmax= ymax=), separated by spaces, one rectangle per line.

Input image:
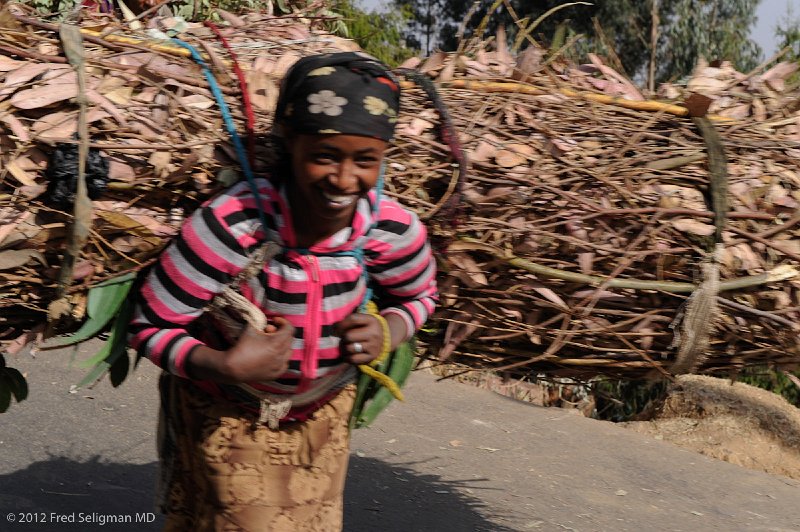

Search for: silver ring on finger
xmin=352 ymin=342 xmax=364 ymax=354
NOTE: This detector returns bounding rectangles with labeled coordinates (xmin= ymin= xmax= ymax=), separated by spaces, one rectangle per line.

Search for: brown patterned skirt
xmin=157 ymin=373 xmax=355 ymax=531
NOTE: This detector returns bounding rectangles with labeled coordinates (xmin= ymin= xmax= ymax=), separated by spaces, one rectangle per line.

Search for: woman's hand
xmin=187 ymin=317 xmax=295 ymax=383
xmin=336 ymin=313 xmax=385 ymax=365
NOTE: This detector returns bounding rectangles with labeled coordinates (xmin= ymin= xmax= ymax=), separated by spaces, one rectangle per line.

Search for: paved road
xmin=1 ymin=341 xmax=798 ymax=531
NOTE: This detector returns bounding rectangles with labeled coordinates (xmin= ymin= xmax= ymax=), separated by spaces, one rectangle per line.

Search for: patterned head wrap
xmin=275 ymin=52 xmax=401 ymax=142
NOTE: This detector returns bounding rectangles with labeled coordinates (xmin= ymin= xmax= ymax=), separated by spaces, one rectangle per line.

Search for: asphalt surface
xmin=1 ymin=341 xmax=799 ymax=531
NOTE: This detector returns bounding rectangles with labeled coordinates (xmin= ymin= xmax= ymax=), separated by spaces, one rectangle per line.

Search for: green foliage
xmin=28 ymin=276 xmax=138 ymax=391
xmin=17 ymin=0 xmax=415 ymax=65
xmin=169 ymin=0 xmax=286 ymax=22
xmin=398 ymin=0 xmax=762 ymax=83
xmin=331 ymin=0 xmax=418 ymax=66
xmin=591 ymin=378 xmax=669 ymax=422
xmin=75 ymin=290 xmax=135 ymax=389
xmin=659 ymin=0 xmax=761 ymax=82
xmin=737 ymin=367 xmax=800 ymax=408
xmin=393 ymin=0 xmax=444 ymax=55
xmin=24 ymin=0 xmax=78 ymax=17
xmin=0 ymin=355 xmax=29 ymax=413
xmin=776 ymin=5 xmax=800 ymax=68
xmin=41 ymin=273 xmax=136 ymax=349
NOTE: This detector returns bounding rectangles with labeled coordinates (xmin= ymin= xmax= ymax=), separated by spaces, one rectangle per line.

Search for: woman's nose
xmin=329 ymin=159 xmax=356 ymax=189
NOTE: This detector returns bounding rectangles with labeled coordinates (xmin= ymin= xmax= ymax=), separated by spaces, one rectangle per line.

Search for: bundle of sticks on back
xmin=395 ymin=37 xmax=800 ymax=379
xmin=1 ymin=4 xmax=799 ymax=383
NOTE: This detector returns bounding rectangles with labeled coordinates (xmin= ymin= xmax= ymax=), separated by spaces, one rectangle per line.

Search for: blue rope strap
xmin=171 ymin=38 xmax=271 ymax=234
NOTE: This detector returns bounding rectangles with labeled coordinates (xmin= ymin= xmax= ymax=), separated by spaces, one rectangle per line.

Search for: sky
xmin=361 ymin=0 xmax=797 ymax=58
xmin=751 ymin=0 xmax=796 ymax=56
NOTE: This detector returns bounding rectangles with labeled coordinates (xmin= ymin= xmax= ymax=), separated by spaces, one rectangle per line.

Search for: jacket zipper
xmin=301 ymin=254 xmax=321 ymax=390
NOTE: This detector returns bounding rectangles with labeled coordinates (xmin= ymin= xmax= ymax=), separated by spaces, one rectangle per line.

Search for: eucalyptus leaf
xmin=77 ymin=337 xmax=112 ymax=370
xmin=76 ymin=361 xmax=111 ymax=389
xmin=0 ymin=249 xmax=45 ymax=271
xmin=41 ymin=278 xmax=134 ymax=349
xmin=77 ymin=296 xmax=134 ymax=387
xmin=0 ymin=379 xmax=11 ymax=413
xmin=5 ymin=368 xmax=28 ymax=402
xmin=87 ymin=278 xmax=133 ymax=319
xmin=109 ymin=347 xmax=130 ymax=387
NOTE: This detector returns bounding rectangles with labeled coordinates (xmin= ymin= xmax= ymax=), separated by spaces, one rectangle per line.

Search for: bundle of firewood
xmin=0 ymin=3 xmax=357 ymax=351
xmin=395 ymin=37 xmax=800 ymax=379
xmin=1 ymin=3 xmax=798 ymax=384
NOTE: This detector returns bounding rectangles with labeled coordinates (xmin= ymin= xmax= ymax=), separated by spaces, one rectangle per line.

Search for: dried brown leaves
xmin=1 ymin=10 xmax=799 ymax=381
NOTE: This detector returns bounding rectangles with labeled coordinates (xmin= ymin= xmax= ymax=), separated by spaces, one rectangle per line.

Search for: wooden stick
xmin=456 ymin=237 xmax=798 ymax=293
xmin=727 ymin=226 xmax=800 ymax=263
xmin=716 ymin=297 xmax=799 ymax=329
xmin=404 ymin=79 xmax=734 ymax=122
xmin=722 ymin=45 xmax=793 ymax=91
xmin=0 ymin=42 xmax=66 ymax=63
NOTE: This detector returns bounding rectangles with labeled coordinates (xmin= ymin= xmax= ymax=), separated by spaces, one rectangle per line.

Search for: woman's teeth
xmin=322 ymin=191 xmax=355 ymax=206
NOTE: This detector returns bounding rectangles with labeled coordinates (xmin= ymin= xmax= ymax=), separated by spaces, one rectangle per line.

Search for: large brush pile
xmin=0 ymin=3 xmax=358 ymax=351
xmin=398 ymin=42 xmax=800 ymax=379
xmin=1 ymin=5 xmax=799 ymax=384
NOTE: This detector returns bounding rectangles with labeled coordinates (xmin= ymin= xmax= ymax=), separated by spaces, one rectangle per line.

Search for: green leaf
xmin=77 ymin=298 xmax=134 ymax=388
xmin=0 ymin=374 xmax=12 ymax=413
xmin=91 ymin=272 xmax=136 ymax=288
xmin=5 ymin=368 xmax=28 ymax=402
xmin=77 ymin=339 xmax=112 ymax=370
xmin=42 ymin=278 xmax=134 ymax=349
xmin=77 ymin=361 xmax=111 ymax=389
xmin=109 ymin=349 xmax=129 ymax=387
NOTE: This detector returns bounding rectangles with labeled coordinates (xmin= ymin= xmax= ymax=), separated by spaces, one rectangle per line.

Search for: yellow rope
xmin=366 ymin=301 xmax=392 ymax=364
xmin=356 ymin=301 xmax=404 ymax=401
xmin=357 ymin=364 xmax=404 ymax=401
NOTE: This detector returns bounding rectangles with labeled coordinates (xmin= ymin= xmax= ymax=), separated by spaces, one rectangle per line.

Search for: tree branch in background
xmin=648 ymin=0 xmax=658 ymax=94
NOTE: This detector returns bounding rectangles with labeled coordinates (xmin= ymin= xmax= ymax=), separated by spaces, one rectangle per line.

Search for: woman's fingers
xmin=224 ymin=317 xmax=296 ymax=382
xmin=338 ymin=313 xmax=384 ymax=363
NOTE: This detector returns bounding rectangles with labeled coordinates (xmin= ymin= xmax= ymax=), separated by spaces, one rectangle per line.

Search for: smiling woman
xmin=128 ymin=52 xmax=438 ymax=531
xmin=285 ymin=134 xmax=388 ymax=244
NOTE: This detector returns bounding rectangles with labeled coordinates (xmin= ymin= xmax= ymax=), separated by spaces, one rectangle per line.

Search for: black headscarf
xmin=275 ymin=52 xmax=401 ymax=142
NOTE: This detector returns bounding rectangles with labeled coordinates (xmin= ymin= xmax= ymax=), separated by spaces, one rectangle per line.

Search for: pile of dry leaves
xmin=1 ymin=5 xmax=799 ymax=384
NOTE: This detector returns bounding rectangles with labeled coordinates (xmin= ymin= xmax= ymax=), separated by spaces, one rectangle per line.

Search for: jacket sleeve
xmin=128 ymin=182 xmax=267 ymax=377
xmin=365 ymin=200 xmax=438 ymax=341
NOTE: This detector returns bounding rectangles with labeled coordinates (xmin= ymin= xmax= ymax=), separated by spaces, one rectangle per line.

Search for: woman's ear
xmin=280 ymin=124 xmax=296 ymax=152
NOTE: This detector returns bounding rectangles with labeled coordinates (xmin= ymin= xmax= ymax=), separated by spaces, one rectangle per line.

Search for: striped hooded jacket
xmin=129 ymin=177 xmax=438 ymax=417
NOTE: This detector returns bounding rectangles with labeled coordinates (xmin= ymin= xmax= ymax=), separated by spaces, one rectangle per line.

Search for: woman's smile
xmin=286 ymin=132 xmax=388 ymax=241
xmin=320 ymin=190 xmax=358 ymax=208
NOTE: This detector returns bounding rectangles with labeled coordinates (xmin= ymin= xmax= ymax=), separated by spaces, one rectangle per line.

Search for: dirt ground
xmin=427 ymin=365 xmax=800 ymax=482
xmin=621 ymin=375 xmax=800 ymax=481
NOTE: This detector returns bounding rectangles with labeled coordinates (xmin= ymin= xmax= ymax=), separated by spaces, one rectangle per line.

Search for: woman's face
xmin=286 ymin=133 xmax=388 ymax=235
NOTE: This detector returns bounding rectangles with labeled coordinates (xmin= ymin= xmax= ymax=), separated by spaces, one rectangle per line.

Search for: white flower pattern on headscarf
xmin=363 ymin=96 xmax=388 ymax=115
xmin=308 ymin=66 xmax=336 ymax=76
xmin=307 ymin=90 xmax=348 ymax=116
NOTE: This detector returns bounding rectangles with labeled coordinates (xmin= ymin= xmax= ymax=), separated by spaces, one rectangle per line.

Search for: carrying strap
xmin=171 ymin=37 xmax=270 ymax=235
